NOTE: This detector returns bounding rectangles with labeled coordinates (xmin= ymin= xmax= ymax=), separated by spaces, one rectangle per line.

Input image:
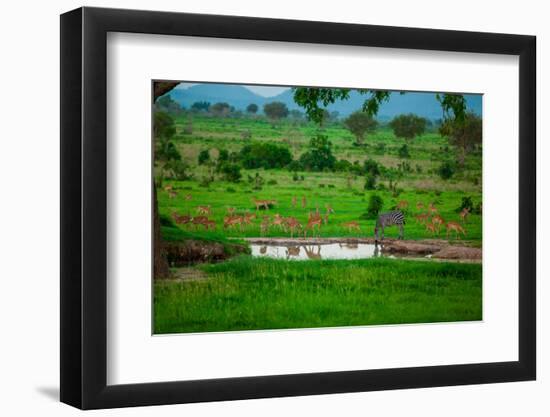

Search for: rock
xmin=432 ymin=246 xmax=482 ymax=260
xmin=164 ymin=240 xmax=248 ymax=266
xmin=381 ymin=240 xmax=442 ymax=255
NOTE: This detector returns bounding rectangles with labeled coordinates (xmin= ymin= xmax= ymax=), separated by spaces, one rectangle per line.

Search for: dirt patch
xmin=170 ymin=267 xmax=209 ymax=282
xmin=381 ymin=240 xmax=442 ymax=256
xmin=165 ymin=240 xmax=248 ymax=266
xmin=432 ymin=245 xmax=482 ymax=260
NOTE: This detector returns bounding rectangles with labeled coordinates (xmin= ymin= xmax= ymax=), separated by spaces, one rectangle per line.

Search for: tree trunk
xmin=152 ymin=81 xmax=180 ymax=279
xmin=153 ymin=185 xmax=170 ymax=279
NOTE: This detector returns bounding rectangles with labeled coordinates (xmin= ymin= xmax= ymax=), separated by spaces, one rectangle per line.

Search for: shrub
xmin=239 ymin=142 xmax=292 ymax=169
xmin=334 ymin=159 xmax=353 ymax=172
xmin=398 ymin=144 xmax=410 ymax=159
xmin=159 ymin=214 xmax=176 ymax=228
xmin=364 ymin=194 xmax=384 ymax=219
xmin=287 ymin=160 xmax=303 ymax=172
xmin=292 ymin=172 xmax=300 ymax=181
xmin=437 ymin=161 xmax=455 ymax=180
xmin=319 ymin=183 xmax=326 ymax=188
xmin=267 ymin=179 xmax=277 ymax=185
xmin=364 ymin=158 xmax=381 ymax=177
xmin=219 ymin=163 xmax=242 ymax=183
xmin=198 ymin=149 xmax=210 ymax=165
xmin=226 ymin=187 xmax=236 ymax=193
xmin=457 ymin=196 xmax=474 ymax=212
xmin=299 ymin=134 xmax=336 ymax=171
xmin=364 ymin=174 xmax=377 ymax=190
xmin=328 ymin=184 xmax=335 ymax=188
xmin=163 ymin=160 xmax=191 ymax=180
xmin=156 ymin=140 xmax=181 ymax=162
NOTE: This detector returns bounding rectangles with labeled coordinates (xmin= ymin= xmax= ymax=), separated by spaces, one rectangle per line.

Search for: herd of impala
xmin=166 ymin=184 xmax=476 ymax=240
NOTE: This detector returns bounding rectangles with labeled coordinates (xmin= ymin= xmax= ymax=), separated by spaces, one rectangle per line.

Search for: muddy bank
xmin=244 ymin=237 xmax=482 ymax=261
xmin=164 ymin=240 xmax=249 ymax=266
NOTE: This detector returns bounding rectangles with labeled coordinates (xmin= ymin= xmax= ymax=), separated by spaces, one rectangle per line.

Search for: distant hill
xmin=168 ymin=83 xmax=482 ymax=120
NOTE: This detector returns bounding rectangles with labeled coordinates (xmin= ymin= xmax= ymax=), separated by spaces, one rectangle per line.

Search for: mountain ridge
xmin=168 ymin=84 xmax=482 ymax=120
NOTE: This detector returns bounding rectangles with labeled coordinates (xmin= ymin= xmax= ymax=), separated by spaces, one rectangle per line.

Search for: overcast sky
xmin=175 ymin=82 xmax=289 ymax=97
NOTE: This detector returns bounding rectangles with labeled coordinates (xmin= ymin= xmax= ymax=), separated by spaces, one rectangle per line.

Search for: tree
xmin=219 ymin=163 xmax=242 ymax=182
xmin=343 ymin=111 xmax=378 ymax=145
xmin=439 ymin=112 xmax=482 ymax=167
xmin=292 ymin=87 xmax=467 ymax=126
xmin=398 ymin=144 xmax=410 ymax=159
xmin=299 ymin=134 xmax=336 ymax=171
xmin=155 ymin=94 xmax=183 ymax=114
xmin=191 ymin=101 xmax=211 ymax=112
xmin=210 ymin=102 xmax=231 ymax=116
xmin=154 ymin=111 xmax=176 ymax=141
xmin=263 ymin=101 xmax=289 ymax=121
xmin=152 ymin=82 xmax=180 ymax=279
xmin=198 ymin=149 xmax=210 ymax=165
xmin=239 ymin=142 xmax=292 ymax=169
xmin=389 ymin=114 xmax=427 ymax=140
xmin=246 ymin=103 xmax=258 ymax=114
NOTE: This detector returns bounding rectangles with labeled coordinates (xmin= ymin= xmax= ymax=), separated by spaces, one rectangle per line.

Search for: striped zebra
xmin=374 ymin=211 xmax=405 ymax=241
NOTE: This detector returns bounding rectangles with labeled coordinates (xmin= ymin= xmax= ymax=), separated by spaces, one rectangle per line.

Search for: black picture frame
xmin=60 ymin=6 xmax=536 ymax=410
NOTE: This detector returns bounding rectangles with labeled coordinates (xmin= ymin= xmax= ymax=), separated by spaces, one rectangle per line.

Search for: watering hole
xmin=250 ymin=243 xmax=397 ymax=260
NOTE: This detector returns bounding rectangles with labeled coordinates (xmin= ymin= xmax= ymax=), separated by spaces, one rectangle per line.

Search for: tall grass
xmin=154 ymin=257 xmax=482 ymax=334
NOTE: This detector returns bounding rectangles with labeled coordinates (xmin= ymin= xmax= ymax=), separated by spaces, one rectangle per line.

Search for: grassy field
xmin=158 ymin=114 xmax=482 ymax=243
xmin=154 ymin=257 xmax=482 ymax=334
xmin=154 ymin=108 xmax=482 ymax=334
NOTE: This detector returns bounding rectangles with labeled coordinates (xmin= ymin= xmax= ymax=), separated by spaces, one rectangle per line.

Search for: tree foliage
xmin=191 ymin=101 xmax=211 ymax=112
xmin=246 ymin=103 xmax=258 ymax=114
xmin=293 ymin=87 xmax=467 ymax=126
xmin=239 ymin=142 xmax=292 ymax=169
xmin=299 ymin=134 xmax=336 ymax=171
xmin=390 ymin=114 xmax=427 ymax=140
xmin=263 ymin=101 xmax=289 ymax=120
xmin=210 ymin=102 xmax=232 ymax=116
xmin=343 ymin=111 xmax=378 ymax=145
xmin=439 ymin=112 xmax=482 ymax=167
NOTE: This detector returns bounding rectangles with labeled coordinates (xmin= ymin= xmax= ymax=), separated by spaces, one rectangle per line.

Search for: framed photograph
xmin=60 ymin=6 xmax=536 ymax=409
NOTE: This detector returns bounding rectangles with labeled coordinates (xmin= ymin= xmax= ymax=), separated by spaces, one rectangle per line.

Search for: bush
xmin=163 ymin=160 xmax=191 ymax=180
xmin=239 ymin=142 xmax=292 ymax=169
xmin=287 ymin=160 xmax=303 ymax=172
xmin=364 ymin=194 xmax=384 ymax=219
xmin=364 ymin=158 xmax=381 ymax=177
xmin=457 ymin=196 xmax=474 ymax=212
xmin=159 ymin=214 xmax=176 ymax=228
xmin=156 ymin=140 xmax=181 ymax=162
xmin=226 ymin=187 xmax=236 ymax=193
xmin=319 ymin=183 xmax=326 ymax=188
xmin=328 ymin=184 xmax=335 ymax=188
xmin=198 ymin=149 xmax=210 ymax=165
xmin=267 ymin=179 xmax=277 ymax=185
xmin=299 ymin=134 xmax=336 ymax=172
xmin=437 ymin=161 xmax=455 ymax=180
xmin=375 ymin=143 xmax=386 ymax=154
xmin=364 ymin=174 xmax=377 ymax=190
xmin=334 ymin=159 xmax=353 ymax=172
xmin=292 ymin=172 xmax=300 ymax=181
xmin=398 ymin=144 xmax=410 ymax=159
xmin=219 ymin=163 xmax=242 ymax=183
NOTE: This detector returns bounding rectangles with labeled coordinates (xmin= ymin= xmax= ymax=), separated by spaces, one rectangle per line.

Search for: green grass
xmin=154 ymin=256 xmax=482 ymax=334
xmin=160 ymin=114 xmax=482 ymax=243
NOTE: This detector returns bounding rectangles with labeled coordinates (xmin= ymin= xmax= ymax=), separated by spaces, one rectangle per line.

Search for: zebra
xmin=374 ymin=211 xmax=405 ymax=241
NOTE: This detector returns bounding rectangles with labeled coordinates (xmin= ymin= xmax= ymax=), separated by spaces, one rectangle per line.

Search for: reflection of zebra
xmin=375 ymin=211 xmax=405 ymax=241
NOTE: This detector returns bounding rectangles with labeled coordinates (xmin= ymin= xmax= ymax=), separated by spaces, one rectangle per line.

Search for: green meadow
xmin=153 ymin=91 xmax=483 ymax=334
xmin=154 ymin=257 xmax=482 ymax=334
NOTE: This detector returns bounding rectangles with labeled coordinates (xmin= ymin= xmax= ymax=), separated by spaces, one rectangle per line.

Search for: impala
xmin=446 ymin=222 xmax=466 ymax=239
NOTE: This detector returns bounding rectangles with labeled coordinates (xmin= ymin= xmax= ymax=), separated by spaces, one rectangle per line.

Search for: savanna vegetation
xmin=152 ymin=83 xmax=483 ymax=333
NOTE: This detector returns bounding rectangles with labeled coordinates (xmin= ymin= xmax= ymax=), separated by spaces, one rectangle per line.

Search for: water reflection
xmin=250 ymin=243 xmax=386 ymax=260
